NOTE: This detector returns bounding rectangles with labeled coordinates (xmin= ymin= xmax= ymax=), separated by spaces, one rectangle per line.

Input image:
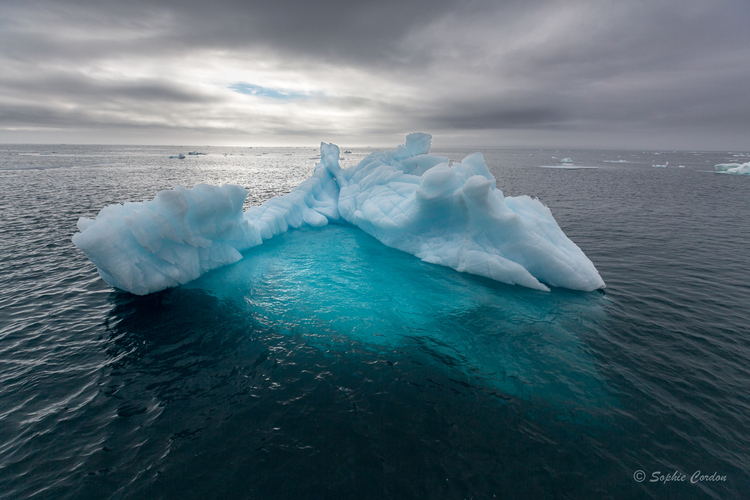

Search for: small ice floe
xmin=538 ymin=157 xmax=596 ymax=169
xmin=538 ymin=165 xmax=597 ymax=169
xmin=714 ymin=162 xmax=750 ymax=175
xmin=169 ymin=153 xmax=185 ymax=159
xmin=652 ymin=161 xmax=668 ymax=168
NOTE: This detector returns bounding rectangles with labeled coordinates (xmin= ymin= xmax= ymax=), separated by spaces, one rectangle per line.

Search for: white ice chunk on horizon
xmin=714 ymin=162 xmax=750 ymax=175
xmin=73 ymin=133 xmax=605 ymax=295
xmin=538 ymin=165 xmax=598 ymax=170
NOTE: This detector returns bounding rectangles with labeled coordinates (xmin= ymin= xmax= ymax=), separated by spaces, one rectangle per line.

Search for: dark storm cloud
xmin=2 ymin=73 xmax=219 ymax=105
xmin=437 ymin=108 xmax=567 ymax=130
xmin=421 ymin=97 xmax=568 ymax=130
xmin=1 ymin=0 xmax=749 ymax=147
xmin=1 ymin=0 xmax=468 ymax=65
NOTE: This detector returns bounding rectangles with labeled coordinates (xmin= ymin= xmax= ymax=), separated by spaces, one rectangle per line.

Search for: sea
xmin=1 ymin=144 xmax=748 ymax=499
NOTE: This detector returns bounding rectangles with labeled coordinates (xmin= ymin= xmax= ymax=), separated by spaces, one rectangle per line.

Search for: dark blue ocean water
xmin=1 ymin=145 xmax=749 ymax=499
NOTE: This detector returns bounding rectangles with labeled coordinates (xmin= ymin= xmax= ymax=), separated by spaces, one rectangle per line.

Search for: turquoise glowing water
xmin=190 ymin=224 xmax=611 ymax=410
xmin=1 ymin=145 xmax=749 ymax=499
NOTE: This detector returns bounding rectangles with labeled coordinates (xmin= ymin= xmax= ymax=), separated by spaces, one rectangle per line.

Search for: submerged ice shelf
xmin=184 ymin=224 xmax=612 ymax=408
xmin=73 ymin=134 xmax=605 ymax=295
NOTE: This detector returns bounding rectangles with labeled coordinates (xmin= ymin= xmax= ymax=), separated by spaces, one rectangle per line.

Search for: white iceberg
xmin=714 ymin=162 xmax=750 ymax=175
xmin=73 ymin=133 xmax=605 ymax=295
xmin=538 ymin=165 xmax=597 ymax=170
xmin=72 ymin=184 xmax=261 ymax=296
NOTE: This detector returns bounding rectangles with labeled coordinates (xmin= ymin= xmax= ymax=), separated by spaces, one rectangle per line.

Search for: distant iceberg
xmin=538 ymin=165 xmax=597 ymax=170
xmin=539 ymin=157 xmax=598 ymax=169
xmin=714 ymin=162 xmax=750 ymax=175
xmin=73 ymin=134 xmax=605 ymax=295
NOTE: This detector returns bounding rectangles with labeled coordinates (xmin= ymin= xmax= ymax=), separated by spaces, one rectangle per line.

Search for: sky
xmin=1 ymin=0 xmax=749 ymax=149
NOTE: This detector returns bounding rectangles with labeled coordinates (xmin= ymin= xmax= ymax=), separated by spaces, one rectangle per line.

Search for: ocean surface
xmin=1 ymin=145 xmax=748 ymax=499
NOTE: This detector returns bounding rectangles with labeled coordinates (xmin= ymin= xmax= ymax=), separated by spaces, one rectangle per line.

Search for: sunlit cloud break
xmin=228 ymin=83 xmax=315 ymax=100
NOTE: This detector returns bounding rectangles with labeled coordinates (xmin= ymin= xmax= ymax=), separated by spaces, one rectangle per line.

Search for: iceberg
xmin=714 ymin=162 xmax=750 ymax=175
xmin=73 ymin=134 xmax=605 ymax=295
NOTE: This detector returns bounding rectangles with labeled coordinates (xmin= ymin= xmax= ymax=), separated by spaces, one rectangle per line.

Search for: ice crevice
xmin=73 ymin=133 xmax=606 ymax=295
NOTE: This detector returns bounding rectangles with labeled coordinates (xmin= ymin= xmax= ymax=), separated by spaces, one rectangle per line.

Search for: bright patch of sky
xmin=228 ymin=83 xmax=312 ymax=100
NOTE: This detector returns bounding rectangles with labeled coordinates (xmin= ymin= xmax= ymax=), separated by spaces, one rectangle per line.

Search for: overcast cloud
xmin=1 ymin=0 xmax=748 ymax=148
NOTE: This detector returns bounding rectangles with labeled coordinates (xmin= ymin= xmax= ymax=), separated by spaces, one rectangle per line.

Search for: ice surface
xmin=714 ymin=162 xmax=750 ymax=175
xmin=73 ymin=134 xmax=605 ymax=295
xmin=333 ymin=134 xmax=604 ymax=292
xmin=72 ymin=184 xmax=261 ymax=295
